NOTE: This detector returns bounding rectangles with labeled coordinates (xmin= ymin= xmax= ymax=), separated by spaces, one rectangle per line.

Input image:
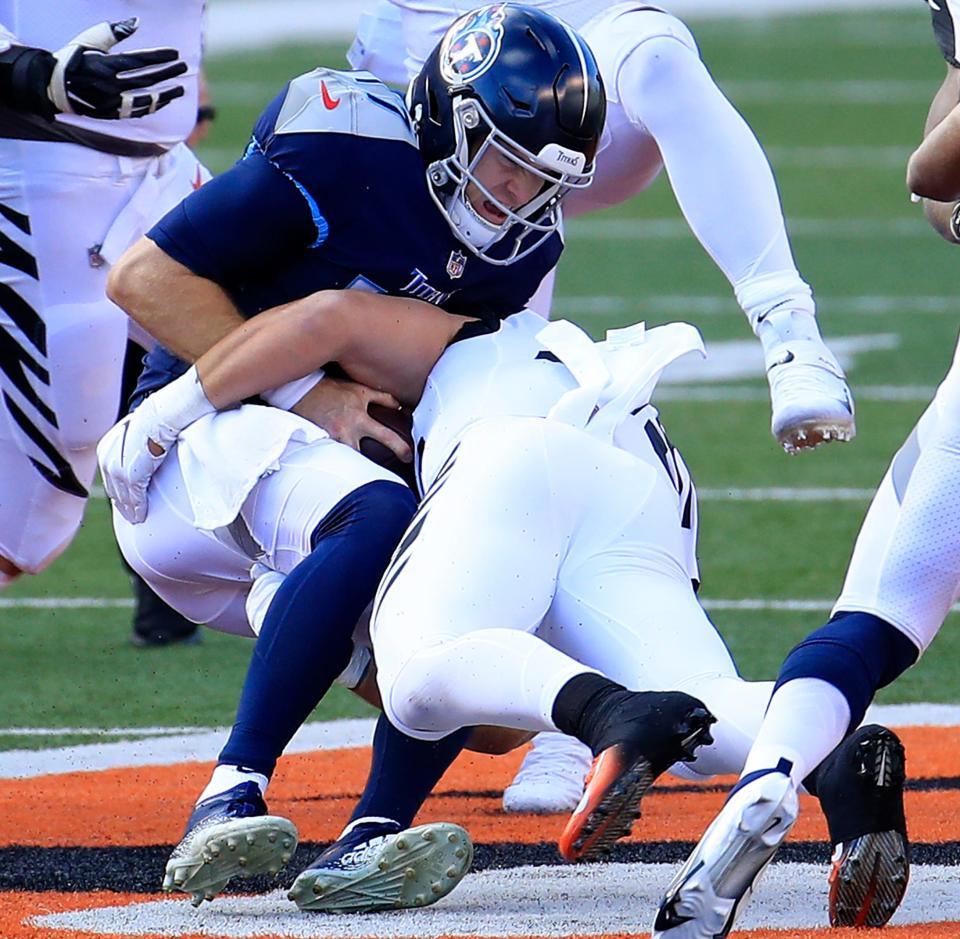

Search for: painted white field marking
xmin=204 ymin=0 xmax=918 ymax=50
xmin=656 ymin=384 xmax=936 ymax=401
xmin=0 ymin=718 xmax=376 ymax=779
xmin=725 ymin=81 xmax=931 ymax=104
xmin=566 ymin=217 xmax=928 ymax=240
xmin=659 ymin=333 xmax=897 ymax=383
xmin=553 ymin=294 xmax=959 ymax=317
xmin=30 ymin=861 xmax=960 ymax=937
xmin=698 ymin=487 xmax=874 ymax=501
xmin=0 ymin=597 xmax=133 ymax=608
xmin=4 ymin=702 xmax=959 ymax=779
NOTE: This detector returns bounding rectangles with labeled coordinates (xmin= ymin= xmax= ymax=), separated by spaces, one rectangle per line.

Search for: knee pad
xmin=310 ymin=479 xmax=415 ymax=552
xmin=775 ymin=611 xmax=919 ymax=731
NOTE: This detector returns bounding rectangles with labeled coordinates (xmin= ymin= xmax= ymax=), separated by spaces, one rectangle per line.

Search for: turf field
xmin=4 ymin=8 xmax=958 ymax=743
xmin=3 ymin=8 xmax=960 ymax=939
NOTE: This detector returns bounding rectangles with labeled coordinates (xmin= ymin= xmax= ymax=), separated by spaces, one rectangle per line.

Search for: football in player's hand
xmin=360 ymin=403 xmax=414 ymax=478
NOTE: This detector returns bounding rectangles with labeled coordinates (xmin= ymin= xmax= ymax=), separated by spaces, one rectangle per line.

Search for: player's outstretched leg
xmin=653 ymin=765 xmax=799 ymax=938
xmin=163 ymin=781 xmax=298 ymax=906
xmin=288 ymin=819 xmax=473 ymax=913
xmin=815 ymin=725 xmax=909 ymax=927
xmin=556 ymin=680 xmax=715 ymax=862
xmin=503 ymin=731 xmax=592 ymax=814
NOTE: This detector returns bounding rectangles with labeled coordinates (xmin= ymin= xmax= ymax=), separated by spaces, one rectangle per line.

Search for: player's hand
xmin=291 ymin=377 xmax=413 ymax=463
xmin=96 ymin=399 xmax=182 ymax=524
xmin=48 ymin=18 xmax=187 ymax=119
xmin=97 ymin=367 xmax=215 ymax=524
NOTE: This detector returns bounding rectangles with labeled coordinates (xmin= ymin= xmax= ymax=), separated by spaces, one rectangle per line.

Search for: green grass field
xmin=4 ymin=9 xmax=958 ymax=748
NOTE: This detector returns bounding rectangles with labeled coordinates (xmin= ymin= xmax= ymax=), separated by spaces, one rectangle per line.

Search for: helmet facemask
xmin=423 ymin=96 xmax=595 ymax=265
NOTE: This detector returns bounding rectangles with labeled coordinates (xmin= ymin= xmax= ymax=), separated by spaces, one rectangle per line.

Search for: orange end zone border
xmin=1 ymin=726 xmax=958 ymax=848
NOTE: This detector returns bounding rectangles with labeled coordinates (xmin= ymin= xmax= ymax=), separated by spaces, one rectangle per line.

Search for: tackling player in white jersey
xmin=0 ymin=2 xmax=206 ymax=595
xmin=651 ymin=6 xmax=960 ymax=936
xmin=349 ymin=0 xmax=859 ymax=815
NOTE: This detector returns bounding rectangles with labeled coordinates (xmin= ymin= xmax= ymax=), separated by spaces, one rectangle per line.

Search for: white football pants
xmin=0 ymin=139 xmax=208 ymax=574
xmin=833 ymin=335 xmax=960 ymax=654
xmin=113 ymin=430 xmax=400 ymax=636
xmin=372 ymin=416 xmax=772 ymax=777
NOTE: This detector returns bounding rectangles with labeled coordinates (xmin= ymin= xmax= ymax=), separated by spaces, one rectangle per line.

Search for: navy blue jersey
xmin=136 ymin=68 xmax=562 ymax=402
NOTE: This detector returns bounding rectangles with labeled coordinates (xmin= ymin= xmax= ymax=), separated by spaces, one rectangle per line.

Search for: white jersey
xmin=0 ymin=0 xmax=204 ymax=148
xmin=414 ymin=310 xmax=703 ymax=494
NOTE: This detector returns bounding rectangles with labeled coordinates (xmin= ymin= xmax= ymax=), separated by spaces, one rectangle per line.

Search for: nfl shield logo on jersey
xmin=440 ymin=5 xmax=507 ymax=83
xmin=446 ymin=250 xmax=467 ymax=279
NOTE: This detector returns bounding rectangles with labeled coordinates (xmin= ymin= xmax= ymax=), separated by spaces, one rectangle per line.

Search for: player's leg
xmin=373 ymin=418 xmax=714 ymax=853
xmin=652 ymin=371 xmax=960 ymax=937
xmin=584 ymin=6 xmax=853 ymax=452
xmin=161 ymin=436 xmax=416 ymax=905
xmin=0 ymin=140 xmax=131 ymax=581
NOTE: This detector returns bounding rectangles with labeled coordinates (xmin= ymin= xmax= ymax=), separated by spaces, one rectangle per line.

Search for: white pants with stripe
xmin=0 ymin=139 xmax=208 ymax=574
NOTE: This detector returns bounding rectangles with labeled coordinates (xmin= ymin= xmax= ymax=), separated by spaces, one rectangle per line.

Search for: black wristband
xmin=0 ymin=45 xmax=57 ymax=120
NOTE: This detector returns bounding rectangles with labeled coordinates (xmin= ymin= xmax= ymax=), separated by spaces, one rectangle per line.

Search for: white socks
xmin=740 ymin=677 xmax=851 ymax=787
xmin=197 ymin=763 xmax=270 ymax=804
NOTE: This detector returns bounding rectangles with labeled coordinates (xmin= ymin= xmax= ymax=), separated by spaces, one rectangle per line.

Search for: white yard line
xmin=205 ymin=0 xmax=917 ymax=49
xmin=552 ymin=294 xmax=958 ymax=317
xmin=655 ymin=384 xmax=936 ymax=401
xmin=2 ymin=702 xmax=956 ymax=779
xmin=698 ymin=487 xmax=874 ymax=501
xmin=565 ymin=217 xmax=929 ymax=240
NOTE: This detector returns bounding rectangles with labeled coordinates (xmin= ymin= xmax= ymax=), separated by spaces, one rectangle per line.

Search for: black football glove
xmin=0 ymin=17 xmax=187 ymax=121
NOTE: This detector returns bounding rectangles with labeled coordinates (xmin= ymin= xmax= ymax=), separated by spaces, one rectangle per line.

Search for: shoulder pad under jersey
xmin=273 ymin=68 xmax=417 ymax=146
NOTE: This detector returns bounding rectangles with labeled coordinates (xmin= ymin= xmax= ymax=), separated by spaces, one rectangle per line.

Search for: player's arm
xmin=197 ymin=290 xmax=470 ymax=411
xmin=0 ymin=18 xmax=186 ymax=120
xmin=907 ymin=64 xmax=960 ymax=242
xmin=107 ymin=237 xmax=244 ymax=362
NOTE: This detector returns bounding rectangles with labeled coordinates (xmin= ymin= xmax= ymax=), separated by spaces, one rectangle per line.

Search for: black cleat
xmin=816 ymin=725 xmax=909 ymax=927
xmin=558 ymin=691 xmax=714 ymax=862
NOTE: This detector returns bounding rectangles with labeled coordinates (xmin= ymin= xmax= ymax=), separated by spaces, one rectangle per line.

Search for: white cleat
xmin=652 ymin=771 xmax=799 ymax=938
xmin=766 ymin=339 xmax=856 ymax=453
xmin=503 ymin=731 xmax=592 ymax=814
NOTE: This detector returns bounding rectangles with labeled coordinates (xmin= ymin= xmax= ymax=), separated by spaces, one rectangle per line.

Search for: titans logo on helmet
xmin=440 ymin=4 xmax=507 ymax=84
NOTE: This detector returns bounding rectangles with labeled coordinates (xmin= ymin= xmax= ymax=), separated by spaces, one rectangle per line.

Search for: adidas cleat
xmin=162 ymin=781 xmax=298 ymax=906
xmin=558 ymin=692 xmax=714 ymax=863
xmin=818 ymin=725 xmax=909 ymax=927
xmin=766 ymin=338 xmax=856 ymax=453
xmin=653 ymin=770 xmax=799 ymax=938
xmin=288 ymin=819 xmax=473 ymax=913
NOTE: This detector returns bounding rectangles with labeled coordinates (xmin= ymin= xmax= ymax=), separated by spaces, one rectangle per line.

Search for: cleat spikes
xmin=289 ymin=822 xmax=473 ymax=913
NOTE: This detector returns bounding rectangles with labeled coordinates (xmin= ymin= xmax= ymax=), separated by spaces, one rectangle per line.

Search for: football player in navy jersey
xmin=97 ymin=3 xmax=605 ymax=912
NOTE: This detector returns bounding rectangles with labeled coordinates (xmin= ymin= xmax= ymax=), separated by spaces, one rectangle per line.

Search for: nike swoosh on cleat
xmin=763 ymin=816 xmax=783 ymax=835
xmin=654 ymin=861 xmax=704 ymax=932
xmin=767 ymin=350 xmax=795 ymax=370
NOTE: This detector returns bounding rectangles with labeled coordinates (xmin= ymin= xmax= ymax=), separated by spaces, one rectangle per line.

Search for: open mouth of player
xmin=479 ymin=199 xmax=509 ymax=225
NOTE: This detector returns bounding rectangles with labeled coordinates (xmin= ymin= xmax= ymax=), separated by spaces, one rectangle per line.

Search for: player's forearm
xmin=107 ymin=237 xmax=245 ymax=361
xmin=907 ymin=67 xmax=960 ymax=200
xmin=196 ymin=290 xmax=467 ymax=410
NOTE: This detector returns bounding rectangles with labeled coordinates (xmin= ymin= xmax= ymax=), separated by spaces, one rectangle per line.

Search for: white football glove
xmin=97 ymin=366 xmax=215 ymax=524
